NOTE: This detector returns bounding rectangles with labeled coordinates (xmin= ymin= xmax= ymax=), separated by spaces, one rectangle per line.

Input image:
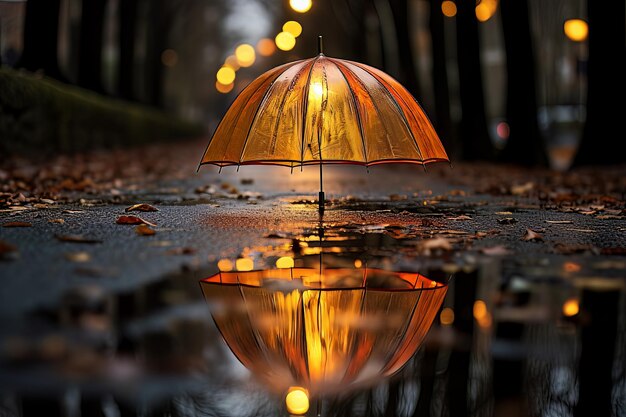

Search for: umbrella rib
xmin=330 ymin=59 xmax=368 ymax=164
xmin=300 ymin=57 xmax=320 ymax=164
xmin=349 ymin=62 xmax=424 ymax=161
xmin=237 ymin=63 xmax=299 ymax=165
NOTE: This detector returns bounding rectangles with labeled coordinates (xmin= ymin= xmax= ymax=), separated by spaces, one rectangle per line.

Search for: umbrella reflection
xmin=200 ymin=267 xmax=447 ymax=397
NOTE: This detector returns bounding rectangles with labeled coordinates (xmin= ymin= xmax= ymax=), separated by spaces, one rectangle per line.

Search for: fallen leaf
xmin=596 ymin=215 xmax=623 ymax=220
xmin=565 ymin=228 xmax=596 ymax=233
xmin=166 ymin=247 xmax=196 ymax=255
xmin=480 ymin=246 xmax=511 ymax=256
xmin=600 ymin=247 xmax=626 ymax=256
xmin=65 ymin=252 xmax=91 ymax=263
xmin=40 ymin=198 xmax=55 ymax=204
xmin=448 ymin=215 xmax=472 ymax=221
xmin=436 ymin=229 xmax=468 ymax=235
xmin=510 ymin=182 xmax=534 ymax=195
xmin=49 ymin=218 xmax=65 ymax=224
xmin=522 ymin=228 xmax=543 ymax=242
xmin=8 ymin=206 xmax=29 ymax=211
xmin=116 ymin=215 xmax=156 ymax=226
xmin=55 ymin=234 xmax=102 ymax=244
xmin=125 ymin=203 xmax=159 ymax=212
xmin=545 ymin=220 xmax=573 ymax=224
xmin=62 ymin=210 xmax=84 ymax=214
xmin=135 ymin=224 xmax=155 ymax=236
xmin=498 ymin=218 xmax=518 ymax=225
xmin=2 ymin=221 xmax=32 ymax=228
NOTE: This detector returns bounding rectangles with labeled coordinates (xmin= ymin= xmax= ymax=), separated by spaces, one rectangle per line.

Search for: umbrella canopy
xmin=200 ymin=267 xmax=447 ymax=396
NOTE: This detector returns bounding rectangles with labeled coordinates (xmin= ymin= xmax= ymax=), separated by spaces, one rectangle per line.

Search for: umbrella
xmin=200 ymin=266 xmax=447 ymax=397
xmin=199 ymin=37 xmax=449 ymax=214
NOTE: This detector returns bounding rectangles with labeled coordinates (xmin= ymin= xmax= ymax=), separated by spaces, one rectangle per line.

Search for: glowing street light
xmin=562 ymin=298 xmax=580 ymax=317
xmin=216 ymin=66 xmax=236 ymax=85
xmin=235 ymin=44 xmax=256 ymax=67
xmin=441 ymin=0 xmax=457 ymax=17
xmin=564 ymin=19 xmax=588 ymax=42
xmin=283 ymin=21 xmax=303 ymax=38
xmin=275 ymin=31 xmax=296 ymax=51
xmin=290 ymin=0 xmax=312 ymax=13
xmin=285 ymin=387 xmax=309 ymax=415
xmin=475 ymin=0 xmax=497 ymax=22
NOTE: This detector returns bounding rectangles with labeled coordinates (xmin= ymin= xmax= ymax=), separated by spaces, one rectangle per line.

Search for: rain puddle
xmin=1 ymin=224 xmax=624 ymax=417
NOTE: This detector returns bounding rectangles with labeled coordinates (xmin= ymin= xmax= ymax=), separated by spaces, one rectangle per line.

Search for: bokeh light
xmin=215 ymin=81 xmax=234 ymax=94
xmin=276 ymin=256 xmax=295 ymax=269
xmin=354 ymin=259 xmax=362 ymax=268
xmin=256 ymin=38 xmax=276 ymax=57
xmin=161 ymin=49 xmax=178 ymax=67
xmin=563 ymin=298 xmax=579 ymax=317
xmin=441 ymin=1 xmax=457 ymax=17
xmin=473 ymin=300 xmax=487 ymax=320
xmin=275 ymin=31 xmax=296 ymax=51
xmin=475 ymin=0 xmax=497 ymax=22
xmin=285 ymin=387 xmax=309 ymax=415
xmin=236 ymin=257 xmax=254 ymax=271
xmin=217 ymin=258 xmax=234 ymax=271
xmin=290 ymin=0 xmax=312 ymax=13
xmin=283 ymin=21 xmax=303 ymax=38
xmin=235 ymin=44 xmax=256 ymax=67
xmin=440 ymin=307 xmax=454 ymax=326
xmin=216 ymin=66 xmax=236 ymax=85
xmin=496 ymin=121 xmax=510 ymax=139
xmin=224 ymin=55 xmax=240 ymax=70
xmin=563 ymin=262 xmax=581 ymax=273
xmin=564 ymin=19 xmax=588 ymax=42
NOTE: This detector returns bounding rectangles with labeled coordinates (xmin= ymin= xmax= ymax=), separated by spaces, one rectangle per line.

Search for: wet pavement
xmin=1 ymin=141 xmax=625 ymax=416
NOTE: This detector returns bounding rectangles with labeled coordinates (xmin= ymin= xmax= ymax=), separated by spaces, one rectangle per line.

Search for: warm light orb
xmin=563 ymin=298 xmax=579 ymax=317
xmin=236 ymin=257 xmax=254 ymax=271
xmin=283 ymin=21 xmax=303 ymax=38
xmin=440 ymin=307 xmax=455 ymax=326
xmin=473 ymin=300 xmax=487 ymax=320
xmin=290 ymin=0 xmax=312 ymax=13
xmin=475 ymin=3 xmax=492 ymax=22
xmin=354 ymin=259 xmax=363 ymax=268
xmin=217 ymin=258 xmax=234 ymax=271
xmin=564 ymin=19 xmax=588 ymax=42
xmin=276 ymin=256 xmax=295 ymax=269
xmin=224 ymin=55 xmax=240 ymax=70
xmin=275 ymin=31 xmax=296 ymax=51
xmin=235 ymin=44 xmax=256 ymax=67
xmin=215 ymin=81 xmax=235 ymax=93
xmin=496 ymin=121 xmax=510 ymax=139
xmin=216 ymin=66 xmax=236 ymax=85
xmin=310 ymin=81 xmax=324 ymax=98
xmin=441 ymin=0 xmax=457 ymax=17
xmin=256 ymin=38 xmax=276 ymax=57
xmin=285 ymin=387 xmax=309 ymax=415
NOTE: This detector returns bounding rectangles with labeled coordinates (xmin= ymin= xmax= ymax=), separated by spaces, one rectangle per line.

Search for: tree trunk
xmin=428 ymin=0 xmax=453 ymax=154
xmin=499 ymin=0 xmax=548 ymax=166
xmin=388 ymin=0 xmax=421 ymax=99
xmin=78 ymin=0 xmax=108 ymax=93
xmin=17 ymin=0 xmax=65 ymax=80
xmin=572 ymin=0 xmax=626 ymax=166
xmin=118 ymin=0 xmax=139 ymax=100
xmin=456 ymin=0 xmax=493 ymax=161
xmin=144 ymin=0 xmax=168 ymax=107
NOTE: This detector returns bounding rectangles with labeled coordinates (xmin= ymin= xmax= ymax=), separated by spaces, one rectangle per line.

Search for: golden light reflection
xmin=216 ymin=66 xmax=236 ymax=85
xmin=473 ymin=300 xmax=487 ymax=320
xmin=217 ymin=258 xmax=233 ymax=271
xmin=283 ymin=21 xmax=303 ymax=38
xmin=290 ymin=0 xmax=312 ymax=13
xmin=310 ymin=81 xmax=324 ymax=98
xmin=475 ymin=0 xmax=497 ymax=22
xmin=354 ymin=259 xmax=363 ymax=268
xmin=440 ymin=307 xmax=454 ymax=325
xmin=256 ymin=38 xmax=276 ymax=57
xmin=441 ymin=0 xmax=457 ymax=17
xmin=236 ymin=257 xmax=254 ymax=271
xmin=224 ymin=55 xmax=240 ymax=70
xmin=275 ymin=31 xmax=296 ymax=51
xmin=215 ymin=81 xmax=234 ymax=94
xmin=563 ymin=298 xmax=579 ymax=317
xmin=276 ymin=256 xmax=295 ymax=269
xmin=564 ymin=19 xmax=588 ymax=42
xmin=563 ymin=262 xmax=581 ymax=273
xmin=235 ymin=44 xmax=256 ymax=67
xmin=285 ymin=387 xmax=309 ymax=415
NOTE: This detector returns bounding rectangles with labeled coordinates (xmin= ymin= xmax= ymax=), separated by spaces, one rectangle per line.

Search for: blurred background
xmin=1 ymin=0 xmax=624 ymax=168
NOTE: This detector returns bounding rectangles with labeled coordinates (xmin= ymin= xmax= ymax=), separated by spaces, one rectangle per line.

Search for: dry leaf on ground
xmin=49 ymin=218 xmax=65 ymax=224
xmin=448 ymin=215 xmax=472 ymax=221
xmin=116 ymin=215 xmax=156 ymax=226
xmin=125 ymin=203 xmax=159 ymax=212
xmin=2 ymin=221 xmax=32 ymax=228
xmin=498 ymin=218 xmax=518 ymax=225
xmin=55 ymin=234 xmax=102 ymax=244
xmin=65 ymin=252 xmax=91 ymax=263
xmin=522 ymin=229 xmax=543 ymax=242
xmin=480 ymin=246 xmax=511 ymax=256
xmin=135 ymin=224 xmax=156 ymax=236
xmin=546 ymin=220 xmax=573 ymax=224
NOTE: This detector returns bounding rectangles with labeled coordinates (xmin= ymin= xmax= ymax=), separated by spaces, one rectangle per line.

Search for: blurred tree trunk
xmin=388 ymin=0 xmax=421 ymax=99
xmin=17 ymin=0 xmax=65 ymax=80
xmin=456 ymin=0 xmax=493 ymax=161
xmin=78 ymin=0 xmax=108 ymax=92
xmin=499 ymin=0 xmax=548 ymax=166
xmin=118 ymin=0 xmax=139 ymax=100
xmin=144 ymin=0 xmax=170 ymax=108
xmin=428 ymin=0 xmax=453 ymax=153
xmin=572 ymin=0 xmax=626 ymax=166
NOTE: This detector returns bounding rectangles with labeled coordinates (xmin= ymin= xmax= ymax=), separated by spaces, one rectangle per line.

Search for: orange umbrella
xmin=199 ymin=37 xmax=449 ymax=213
xmin=200 ymin=267 xmax=447 ymax=397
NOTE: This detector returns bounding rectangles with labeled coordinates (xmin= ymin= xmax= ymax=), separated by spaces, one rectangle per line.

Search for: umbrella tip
xmin=318 ymin=35 xmax=323 ymax=55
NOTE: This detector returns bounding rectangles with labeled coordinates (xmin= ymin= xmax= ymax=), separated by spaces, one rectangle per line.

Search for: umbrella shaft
xmin=319 ymin=161 xmax=324 ymax=214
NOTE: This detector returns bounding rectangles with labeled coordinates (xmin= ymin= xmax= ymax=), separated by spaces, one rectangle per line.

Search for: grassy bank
xmin=0 ymin=67 xmax=205 ymax=155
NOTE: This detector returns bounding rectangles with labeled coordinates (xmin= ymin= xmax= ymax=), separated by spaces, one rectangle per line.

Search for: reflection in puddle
xmin=201 ymin=267 xmax=447 ymax=401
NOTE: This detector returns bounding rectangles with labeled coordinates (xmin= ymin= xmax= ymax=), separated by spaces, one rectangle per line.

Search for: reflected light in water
xmin=563 ymin=261 xmax=581 ymax=273
xmin=562 ymin=298 xmax=579 ymax=317
xmin=276 ymin=256 xmax=295 ymax=269
xmin=236 ymin=257 xmax=254 ymax=271
xmin=217 ymin=259 xmax=234 ymax=271
xmin=256 ymin=38 xmax=276 ymax=57
xmin=235 ymin=44 xmax=256 ymax=67
xmin=283 ymin=21 xmax=303 ymax=38
xmin=475 ymin=0 xmax=497 ymax=22
xmin=354 ymin=259 xmax=363 ymax=268
xmin=216 ymin=66 xmax=236 ymax=85
xmin=290 ymin=0 xmax=312 ymax=13
xmin=441 ymin=0 xmax=457 ymax=17
xmin=473 ymin=300 xmax=487 ymax=320
xmin=564 ymin=19 xmax=588 ymax=42
xmin=275 ymin=31 xmax=296 ymax=51
xmin=440 ymin=307 xmax=454 ymax=326
xmin=285 ymin=387 xmax=309 ymax=415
